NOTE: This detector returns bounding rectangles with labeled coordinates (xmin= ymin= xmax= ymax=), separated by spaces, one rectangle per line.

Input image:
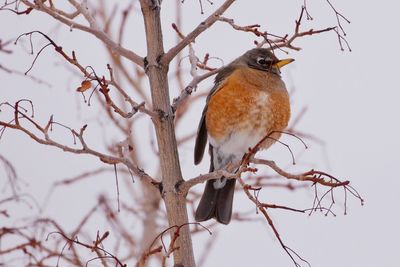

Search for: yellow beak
xmin=274 ymin=58 xmax=295 ymax=69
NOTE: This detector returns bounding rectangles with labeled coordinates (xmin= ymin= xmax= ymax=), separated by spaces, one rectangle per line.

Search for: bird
xmin=193 ymin=48 xmax=294 ymax=224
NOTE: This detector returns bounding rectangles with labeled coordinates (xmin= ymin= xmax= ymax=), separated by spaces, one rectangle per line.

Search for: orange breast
xmin=206 ymin=67 xmax=290 ymax=149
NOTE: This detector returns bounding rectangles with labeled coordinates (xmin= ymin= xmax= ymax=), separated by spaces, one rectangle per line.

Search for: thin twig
xmin=18 ymin=0 xmax=144 ymax=66
xmin=161 ymin=0 xmax=235 ymax=65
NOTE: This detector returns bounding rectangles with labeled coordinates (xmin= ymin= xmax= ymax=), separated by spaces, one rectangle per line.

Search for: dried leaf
xmin=100 ymin=157 xmax=120 ymax=164
xmin=76 ymin=80 xmax=92 ymax=92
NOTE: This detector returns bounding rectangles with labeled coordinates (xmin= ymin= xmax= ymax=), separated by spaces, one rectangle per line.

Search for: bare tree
xmin=0 ymin=1 xmax=362 ymax=266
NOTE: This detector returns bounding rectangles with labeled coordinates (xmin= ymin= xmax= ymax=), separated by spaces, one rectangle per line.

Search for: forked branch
xmin=14 ymin=31 xmax=154 ymax=118
xmin=13 ymin=0 xmax=144 ymax=66
xmin=161 ymin=0 xmax=235 ymax=65
xmin=0 ymin=101 xmax=158 ymax=187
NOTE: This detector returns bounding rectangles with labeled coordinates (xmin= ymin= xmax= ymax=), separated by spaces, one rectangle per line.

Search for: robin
xmin=194 ymin=48 xmax=294 ymax=224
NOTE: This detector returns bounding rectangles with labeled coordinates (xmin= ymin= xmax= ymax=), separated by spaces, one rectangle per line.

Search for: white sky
xmin=1 ymin=1 xmax=400 ymax=267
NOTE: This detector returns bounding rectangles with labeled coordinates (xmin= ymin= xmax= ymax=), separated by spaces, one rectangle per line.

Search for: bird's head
xmin=238 ymin=48 xmax=294 ymax=75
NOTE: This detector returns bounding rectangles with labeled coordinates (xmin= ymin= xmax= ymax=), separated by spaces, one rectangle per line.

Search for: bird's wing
xmin=194 ymin=65 xmax=236 ymax=165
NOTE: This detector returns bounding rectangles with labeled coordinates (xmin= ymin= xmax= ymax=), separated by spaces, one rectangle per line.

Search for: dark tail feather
xmin=194 ymin=180 xmax=218 ymax=222
xmin=216 ymin=179 xmax=236 ymax=224
xmin=195 ymin=178 xmax=236 ymax=225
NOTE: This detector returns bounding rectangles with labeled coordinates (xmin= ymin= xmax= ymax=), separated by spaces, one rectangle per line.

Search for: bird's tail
xmin=194 ymin=178 xmax=236 ymax=225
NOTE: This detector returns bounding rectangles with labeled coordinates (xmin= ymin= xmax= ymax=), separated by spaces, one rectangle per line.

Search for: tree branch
xmin=161 ymin=0 xmax=235 ymax=65
xmin=139 ymin=0 xmax=195 ymax=265
xmin=0 ymin=101 xmax=158 ymax=187
xmin=18 ymin=0 xmax=144 ymax=66
xmin=171 ymin=68 xmax=220 ymax=112
xmin=252 ymin=159 xmax=350 ymax=187
xmin=14 ymin=31 xmax=154 ymax=118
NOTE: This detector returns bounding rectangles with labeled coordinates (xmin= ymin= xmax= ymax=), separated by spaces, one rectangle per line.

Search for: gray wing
xmin=194 ymin=65 xmax=236 ymax=165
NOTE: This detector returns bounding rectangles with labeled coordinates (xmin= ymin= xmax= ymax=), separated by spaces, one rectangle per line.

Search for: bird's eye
xmin=257 ymin=57 xmax=268 ymax=65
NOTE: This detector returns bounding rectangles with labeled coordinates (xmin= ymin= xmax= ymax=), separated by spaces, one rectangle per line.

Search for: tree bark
xmin=139 ymin=1 xmax=196 ymax=266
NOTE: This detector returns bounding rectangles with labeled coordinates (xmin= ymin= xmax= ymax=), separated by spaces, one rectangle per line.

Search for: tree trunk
xmin=139 ymin=1 xmax=196 ymax=266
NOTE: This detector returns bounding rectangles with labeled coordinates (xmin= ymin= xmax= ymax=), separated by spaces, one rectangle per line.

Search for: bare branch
xmin=238 ymin=177 xmax=311 ymax=267
xmin=18 ymin=0 xmax=144 ymax=66
xmin=218 ymin=16 xmax=263 ymax=36
xmin=137 ymin=222 xmax=212 ymax=267
xmin=171 ymin=68 xmax=220 ymax=113
xmin=47 ymin=231 xmax=126 ymax=267
xmin=0 ymin=64 xmax=52 ymax=87
xmin=0 ymin=39 xmax=14 ymax=54
xmin=215 ymin=6 xmax=349 ymax=52
xmin=180 ymin=169 xmax=238 ymax=194
xmin=170 ymin=22 xmax=221 ymax=114
xmin=161 ymin=0 xmax=235 ymax=65
xmin=0 ymin=101 xmax=158 ymax=187
xmin=14 ymin=31 xmax=154 ymax=118
xmin=0 ymin=154 xmax=18 ymax=198
xmin=252 ymin=159 xmax=350 ymax=188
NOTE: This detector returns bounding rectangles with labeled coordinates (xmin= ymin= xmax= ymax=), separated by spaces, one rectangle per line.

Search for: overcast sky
xmin=1 ymin=1 xmax=400 ymax=267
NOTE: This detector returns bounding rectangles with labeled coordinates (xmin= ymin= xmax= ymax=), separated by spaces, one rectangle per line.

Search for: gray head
xmin=235 ymin=48 xmax=294 ymax=75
